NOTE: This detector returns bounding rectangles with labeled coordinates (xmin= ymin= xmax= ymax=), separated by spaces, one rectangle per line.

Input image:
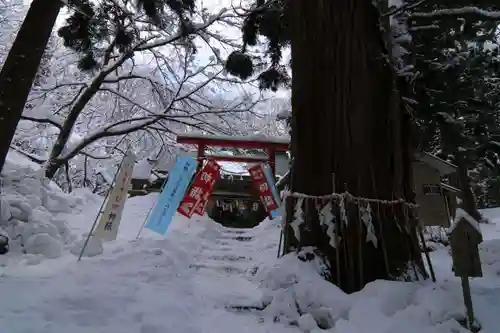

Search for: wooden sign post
xmin=448 ymin=209 xmax=483 ymax=331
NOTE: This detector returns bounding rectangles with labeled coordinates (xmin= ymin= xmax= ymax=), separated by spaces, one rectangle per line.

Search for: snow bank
xmin=117 ymin=192 xmax=212 ymax=241
xmin=479 ymin=239 xmax=500 ymax=278
xmin=251 ymin=248 xmax=475 ymax=333
xmin=0 ymin=151 xmax=100 ymax=262
xmin=477 ymin=207 xmax=500 ymax=241
xmin=248 ymin=224 xmax=500 ymax=333
xmin=255 ymin=248 xmax=350 ymax=329
xmin=0 ymin=190 xmax=499 ymax=333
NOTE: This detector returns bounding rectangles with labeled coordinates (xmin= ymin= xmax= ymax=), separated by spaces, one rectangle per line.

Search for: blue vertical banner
xmin=145 ymin=156 xmax=197 ymax=235
xmin=263 ymin=164 xmax=282 ymax=218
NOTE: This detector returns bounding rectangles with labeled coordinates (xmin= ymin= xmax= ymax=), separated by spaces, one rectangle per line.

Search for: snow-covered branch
xmin=21 ymin=115 xmax=63 ymax=130
xmin=134 ymin=8 xmax=231 ymax=52
xmin=13 ymin=2 xmax=266 ymax=189
xmin=411 ymin=6 xmax=500 ymax=20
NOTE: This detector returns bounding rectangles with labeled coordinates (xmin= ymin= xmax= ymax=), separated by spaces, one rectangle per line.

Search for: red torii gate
xmin=176 ymin=133 xmax=289 ymax=176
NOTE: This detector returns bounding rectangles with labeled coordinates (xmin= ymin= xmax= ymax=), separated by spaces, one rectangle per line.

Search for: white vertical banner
xmin=93 ymin=150 xmax=136 ymax=241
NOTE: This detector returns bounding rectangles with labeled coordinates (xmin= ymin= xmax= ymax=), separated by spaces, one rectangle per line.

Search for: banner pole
xmin=135 ymin=177 xmax=168 ymax=240
xmin=78 ymin=152 xmax=127 ymax=261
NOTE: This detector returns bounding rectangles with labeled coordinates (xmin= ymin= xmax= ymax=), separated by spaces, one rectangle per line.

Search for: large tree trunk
xmin=0 ymin=0 xmax=61 ymax=174
xmin=286 ymin=0 xmax=425 ymax=292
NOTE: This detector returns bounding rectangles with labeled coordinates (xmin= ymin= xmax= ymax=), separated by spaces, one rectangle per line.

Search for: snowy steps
xmin=190 ymin=249 xmax=255 ymax=275
xmin=189 ymin=262 xmax=248 ymax=274
xmin=187 ymin=226 xmax=267 ymax=310
xmin=207 ymin=254 xmax=252 ymax=261
xmin=218 ymin=235 xmax=253 ymax=242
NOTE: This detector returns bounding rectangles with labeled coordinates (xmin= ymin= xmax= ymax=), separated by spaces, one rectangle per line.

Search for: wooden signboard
xmin=448 ymin=209 xmax=483 ymax=331
xmin=449 ymin=215 xmax=483 ymax=278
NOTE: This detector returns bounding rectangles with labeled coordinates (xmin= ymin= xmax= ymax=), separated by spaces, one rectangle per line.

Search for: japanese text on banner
xmin=144 ymin=156 xmax=198 ymax=235
xmin=249 ymin=164 xmax=279 ymax=213
xmin=178 ymin=160 xmax=220 ymax=218
xmin=94 ymin=151 xmax=136 ymax=241
xmin=194 ymin=160 xmax=220 ymax=215
xmin=262 ymin=163 xmax=281 ymax=218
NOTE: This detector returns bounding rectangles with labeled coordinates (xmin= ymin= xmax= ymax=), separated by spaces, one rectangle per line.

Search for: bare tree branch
xmin=21 ymin=115 xmax=63 ymax=130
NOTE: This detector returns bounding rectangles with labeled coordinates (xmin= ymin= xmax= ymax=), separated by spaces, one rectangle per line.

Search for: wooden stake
xmin=376 ymin=201 xmax=391 ymax=278
xmin=332 ymin=174 xmax=341 ymax=288
xmin=418 ymin=222 xmax=436 ymax=282
xmin=461 ymin=276 xmax=475 ymax=330
xmin=282 ymin=159 xmax=295 ymax=255
xmin=357 ymin=199 xmax=364 ymax=290
xmin=277 ymin=191 xmax=288 ymax=258
xmin=277 ymin=226 xmax=283 ymax=258
xmin=282 ymin=196 xmax=291 ymax=256
xmin=402 ymin=203 xmax=419 ymax=281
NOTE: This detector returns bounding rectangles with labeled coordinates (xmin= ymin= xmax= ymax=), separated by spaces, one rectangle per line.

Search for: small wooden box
xmin=449 ymin=216 xmax=483 ymax=278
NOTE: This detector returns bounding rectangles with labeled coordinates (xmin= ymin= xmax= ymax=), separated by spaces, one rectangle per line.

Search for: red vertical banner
xmin=249 ymin=164 xmax=279 ymax=213
xmin=177 ymin=159 xmax=220 ymax=218
xmin=193 ymin=160 xmax=220 ymax=215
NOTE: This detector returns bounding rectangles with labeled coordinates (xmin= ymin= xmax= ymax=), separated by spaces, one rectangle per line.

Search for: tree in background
xmin=407 ymin=0 xmax=500 ymax=221
xmin=8 ymin=11 xmax=265 ymax=192
xmin=0 ymin=0 xmax=202 ymax=175
xmin=1 ymin=0 xmax=261 ymax=182
xmin=0 ymin=0 xmax=26 ymax=64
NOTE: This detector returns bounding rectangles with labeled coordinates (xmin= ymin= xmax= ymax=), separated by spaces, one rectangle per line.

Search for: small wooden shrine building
xmin=413 ymin=152 xmax=459 ymax=227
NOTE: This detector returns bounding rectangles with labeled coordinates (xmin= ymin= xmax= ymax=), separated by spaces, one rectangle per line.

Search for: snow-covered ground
xmin=1 ymin=151 xmax=500 ymax=333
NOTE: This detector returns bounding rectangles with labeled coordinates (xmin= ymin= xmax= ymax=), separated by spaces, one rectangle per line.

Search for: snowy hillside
xmin=0 ymin=154 xmax=500 ymax=333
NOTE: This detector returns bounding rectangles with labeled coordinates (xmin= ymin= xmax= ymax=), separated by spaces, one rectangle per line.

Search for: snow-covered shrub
xmin=423 ymin=226 xmax=449 ymax=252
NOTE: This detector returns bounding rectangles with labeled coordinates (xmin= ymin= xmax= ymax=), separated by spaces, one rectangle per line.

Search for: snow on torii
xmin=175 ymin=133 xmax=290 ymax=177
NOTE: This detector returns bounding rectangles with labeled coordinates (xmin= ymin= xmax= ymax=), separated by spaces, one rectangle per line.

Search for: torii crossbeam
xmin=176 ymin=133 xmax=290 ymax=176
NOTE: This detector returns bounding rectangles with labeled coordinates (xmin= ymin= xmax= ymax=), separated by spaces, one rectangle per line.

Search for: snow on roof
xmin=440 ymin=183 xmax=460 ymax=193
xmin=276 ymin=109 xmax=291 ymax=121
xmin=414 ymin=152 xmax=457 ymax=176
xmin=132 ymin=159 xmax=153 ymax=180
xmin=154 ymin=150 xmax=196 ymax=172
xmin=177 ymin=133 xmax=290 ymax=145
xmin=448 ymin=208 xmax=482 ymax=238
xmin=206 ymin=153 xmax=269 ymax=161
xmin=219 ymin=162 xmax=249 ymax=175
xmin=98 ymin=170 xmax=114 ymax=184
